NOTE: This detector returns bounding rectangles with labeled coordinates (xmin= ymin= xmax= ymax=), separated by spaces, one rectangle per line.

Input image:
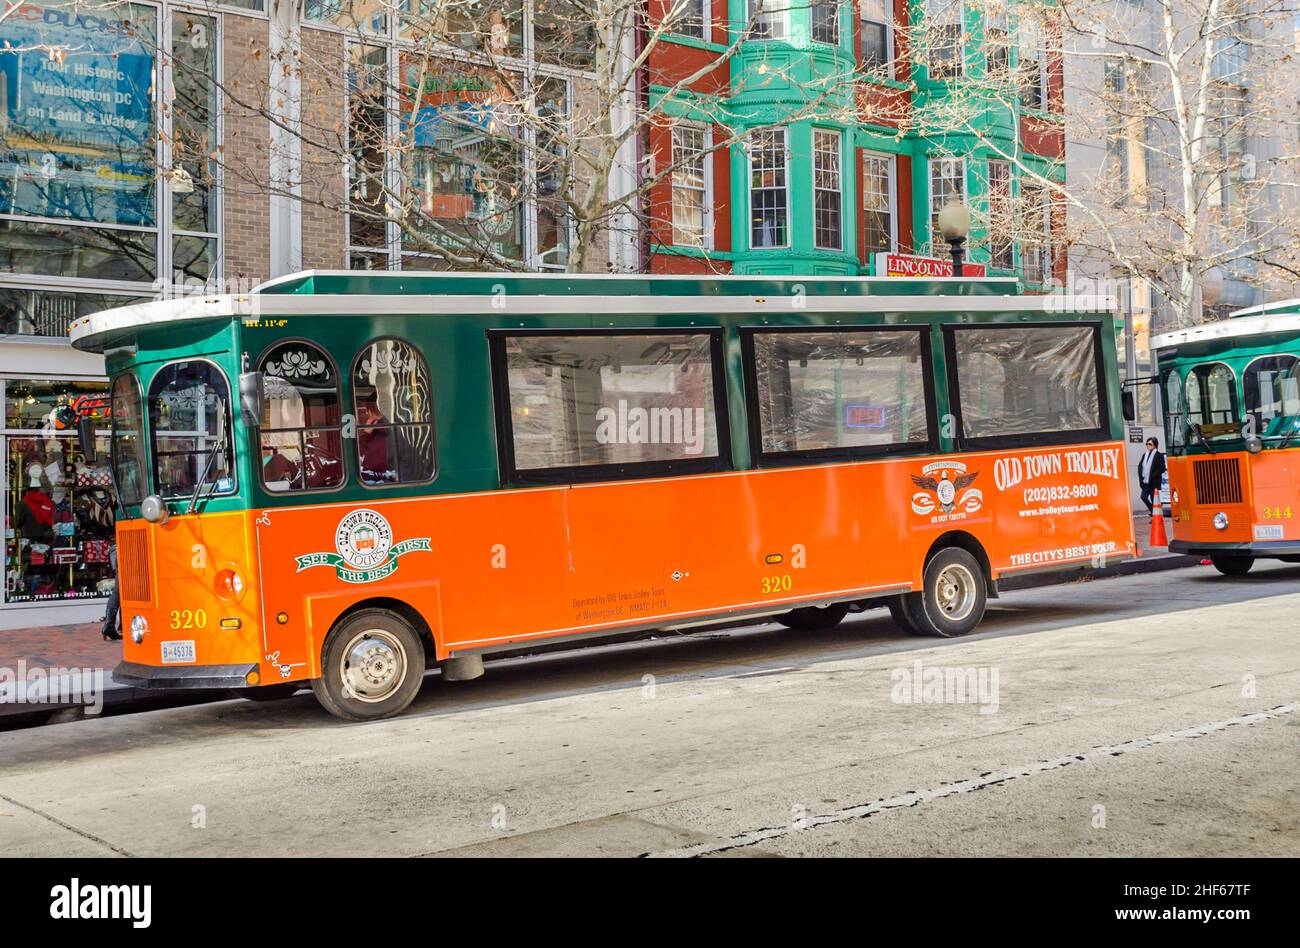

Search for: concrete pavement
xmin=0 ymin=559 xmax=1295 ymax=857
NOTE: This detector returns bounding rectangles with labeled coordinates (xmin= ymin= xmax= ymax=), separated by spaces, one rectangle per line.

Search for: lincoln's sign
xmin=873 ymin=252 xmax=988 ymax=278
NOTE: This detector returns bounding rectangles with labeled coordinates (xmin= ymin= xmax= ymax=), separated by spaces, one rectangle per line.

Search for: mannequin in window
xmin=17 ymin=470 xmax=55 ymax=544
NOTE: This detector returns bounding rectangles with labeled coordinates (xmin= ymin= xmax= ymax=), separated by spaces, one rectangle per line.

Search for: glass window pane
xmin=752 ymin=330 xmax=930 ymax=454
xmin=952 ymin=326 xmax=1102 ymax=440
xmin=750 ymin=128 xmax=787 ymax=248
xmin=259 ymin=342 xmax=344 ymax=492
xmin=170 ymin=12 xmax=218 ymax=235
xmin=862 ymin=152 xmax=894 ymax=255
xmin=813 ymin=129 xmax=841 ymax=250
xmin=353 ymin=338 xmax=435 ymax=485
xmin=0 ymin=2 xmax=157 ymax=226
xmin=148 ymin=361 xmax=236 ymax=499
xmin=7 ymin=433 xmax=117 ymax=604
xmin=1244 ymin=356 xmax=1300 ymax=436
xmin=672 ymin=123 xmax=708 ymax=246
xmin=111 ymin=373 xmax=147 ymax=505
xmin=348 ymin=44 xmax=389 ymax=251
xmin=0 ymin=218 xmax=156 ymax=283
xmin=535 ymin=1 xmax=597 ymax=70
xmin=403 ymin=61 xmax=525 ymax=264
xmin=812 ymin=1 xmax=840 ymax=45
xmin=505 ymin=333 xmax=721 ymax=472
xmin=173 ymin=235 xmax=216 ymax=287
xmin=0 ymin=288 xmax=147 ymax=339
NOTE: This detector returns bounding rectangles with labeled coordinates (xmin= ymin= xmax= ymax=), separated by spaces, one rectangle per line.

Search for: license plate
xmin=160 ymin=640 xmax=196 ymax=664
xmin=1254 ymin=524 xmax=1284 ymax=540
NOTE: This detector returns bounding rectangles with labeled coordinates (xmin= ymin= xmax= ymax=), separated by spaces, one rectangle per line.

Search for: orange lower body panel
xmin=117 ymin=442 xmax=1136 ymax=686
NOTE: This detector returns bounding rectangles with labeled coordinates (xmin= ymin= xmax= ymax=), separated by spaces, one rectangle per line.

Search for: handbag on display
xmin=51 ymin=548 xmax=78 ymax=566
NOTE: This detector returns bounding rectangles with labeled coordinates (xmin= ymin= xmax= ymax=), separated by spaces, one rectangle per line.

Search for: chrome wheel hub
xmin=935 ymin=564 xmax=977 ymax=622
xmin=341 ymin=629 xmax=407 ymax=703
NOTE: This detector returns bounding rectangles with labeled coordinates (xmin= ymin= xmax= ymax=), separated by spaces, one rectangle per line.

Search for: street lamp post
xmin=937 ymin=200 xmax=971 ymax=278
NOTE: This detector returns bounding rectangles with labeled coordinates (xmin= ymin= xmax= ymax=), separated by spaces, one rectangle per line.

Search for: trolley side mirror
xmin=238 ymin=371 xmax=265 ymax=428
xmin=1121 ymin=389 xmax=1136 ymax=422
xmin=77 ymin=416 xmax=97 ymax=463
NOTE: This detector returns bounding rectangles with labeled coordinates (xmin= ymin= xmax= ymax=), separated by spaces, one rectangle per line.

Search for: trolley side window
xmin=110 ymin=373 xmax=148 ymax=505
xmin=490 ymin=330 xmax=730 ymax=485
xmin=743 ymin=327 xmax=936 ymax=464
xmin=352 ymin=338 xmax=436 ymax=486
xmin=258 ymin=341 xmax=345 ymax=493
xmin=944 ymin=323 xmax=1107 ymax=449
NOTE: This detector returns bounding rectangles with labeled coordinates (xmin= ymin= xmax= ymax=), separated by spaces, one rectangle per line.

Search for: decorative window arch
xmin=352 ymin=338 xmax=436 ymax=486
xmin=258 ymin=340 xmax=345 ymax=492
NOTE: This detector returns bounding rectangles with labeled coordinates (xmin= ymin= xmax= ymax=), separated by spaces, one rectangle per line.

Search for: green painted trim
xmin=661 ymin=33 xmax=728 ymax=54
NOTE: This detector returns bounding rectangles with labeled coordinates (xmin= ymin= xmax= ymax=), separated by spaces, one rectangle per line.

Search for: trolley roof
xmin=1151 ymin=300 xmax=1300 ymax=352
xmin=69 ymin=269 xmax=1112 ymax=354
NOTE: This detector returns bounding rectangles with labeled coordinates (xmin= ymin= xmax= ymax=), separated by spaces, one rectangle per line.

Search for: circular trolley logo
xmin=296 ymin=509 xmax=431 ymax=584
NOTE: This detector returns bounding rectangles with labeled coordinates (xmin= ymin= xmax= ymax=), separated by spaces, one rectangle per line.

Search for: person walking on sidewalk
xmin=101 ymin=542 xmax=121 ymax=641
xmin=1138 ymin=436 xmax=1167 ymax=515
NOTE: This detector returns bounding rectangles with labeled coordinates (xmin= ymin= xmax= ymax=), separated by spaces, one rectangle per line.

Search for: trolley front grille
xmin=117 ymin=528 xmax=152 ymax=603
xmin=1192 ymin=457 xmax=1243 ymax=506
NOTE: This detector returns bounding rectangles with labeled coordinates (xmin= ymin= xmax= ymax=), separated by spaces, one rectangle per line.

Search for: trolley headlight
xmin=140 ymin=495 xmax=169 ymax=524
xmin=130 ymin=614 xmax=148 ymax=644
xmin=1244 ymin=435 xmax=1263 ymax=454
xmin=1213 ymin=511 xmax=1230 ymax=531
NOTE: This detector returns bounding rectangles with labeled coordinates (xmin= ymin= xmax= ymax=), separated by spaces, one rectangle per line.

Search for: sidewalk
xmin=1 ymin=515 xmax=1196 ymax=725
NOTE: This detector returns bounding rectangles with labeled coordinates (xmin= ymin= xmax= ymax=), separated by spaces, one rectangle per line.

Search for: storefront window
xmin=1 ymin=288 xmax=147 ymax=339
xmin=1 ymin=2 xmax=222 ymax=297
xmin=4 ymin=379 xmax=117 ymax=605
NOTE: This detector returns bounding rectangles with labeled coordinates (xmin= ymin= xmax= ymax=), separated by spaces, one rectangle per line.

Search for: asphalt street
xmin=1 ymin=561 xmax=1296 ymax=857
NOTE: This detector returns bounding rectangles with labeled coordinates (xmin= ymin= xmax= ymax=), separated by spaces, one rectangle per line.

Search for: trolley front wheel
xmin=311 ymin=609 xmax=425 ymax=721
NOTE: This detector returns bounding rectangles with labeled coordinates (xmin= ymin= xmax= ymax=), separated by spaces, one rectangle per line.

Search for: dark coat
xmin=1138 ymin=449 xmax=1166 ymax=491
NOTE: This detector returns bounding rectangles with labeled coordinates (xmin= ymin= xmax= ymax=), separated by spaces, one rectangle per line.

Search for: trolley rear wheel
xmin=901 ymin=548 xmax=987 ymax=638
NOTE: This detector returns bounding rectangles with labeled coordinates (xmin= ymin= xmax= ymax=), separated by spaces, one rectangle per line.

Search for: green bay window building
xmin=647 ymin=0 xmax=1067 ymax=283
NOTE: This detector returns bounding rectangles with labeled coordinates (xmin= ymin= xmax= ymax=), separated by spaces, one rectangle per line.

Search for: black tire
xmin=238 ymin=683 xmax=301 ymax=702
xmin=311 ymin=608 xmax=425 ymax=721
xmin=777 ymin=602 xmax=851 ymax=630
xmin=1210 ymin=553 xmax=1254 ymax=577
xmin=901 ymin=547 xmax=987 ymax=638
xmin=887 ymin=595 xmax=922 ymax=634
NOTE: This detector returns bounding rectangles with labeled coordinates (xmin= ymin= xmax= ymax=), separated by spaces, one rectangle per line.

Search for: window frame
xmin=860 ymin=0 xmax=895 ymax=75
xmin=255 ymin=338 xmax=348 ymax=496
xmin=812 ymin=127 xmax=844 ymax=251
xmin=811 ymin=0 xmax=842 ymax=46
xmin=146 ymin=357 xmax=238 ymax=501
xmin=1184 ymin=361 xmax=1240 ymax=430
xmin=928 ymin=156 xmax=966 ymax=255
xmin=942 ymin=321 xmax=1111 ymax=451
xmin=987 ymin=158 xmax=1014 ymax=271
xmin=740 ymin=324 xmax=939 ymax=468
xmin=670 ymin=121 xmax=713 ymax=249
xmin=746 ymin=0 xmax=788 ymax=40
xmin=487 ymin=326 xmax=734 ymax=487
xmin=748 ymin=127 xmax=790 ymax=250
xmin=860 ymin=149 xmax=898 ymax=257
xmin=110 ymin=371 xmax=148 ymax=506
xmin=350 ymin=335 xmax=438 ymax=489
xmin=924 ymin=0 xmax=965 ymax=80
xmin=1243 ymin=354 xmax=1300 ymax=430
xmin=671 ymin=0 xmax=710 ymax=39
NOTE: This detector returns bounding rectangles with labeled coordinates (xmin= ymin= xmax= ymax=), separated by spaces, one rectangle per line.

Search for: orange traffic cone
xmin=1150 ymin=507 xmax=1169 ymax=547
